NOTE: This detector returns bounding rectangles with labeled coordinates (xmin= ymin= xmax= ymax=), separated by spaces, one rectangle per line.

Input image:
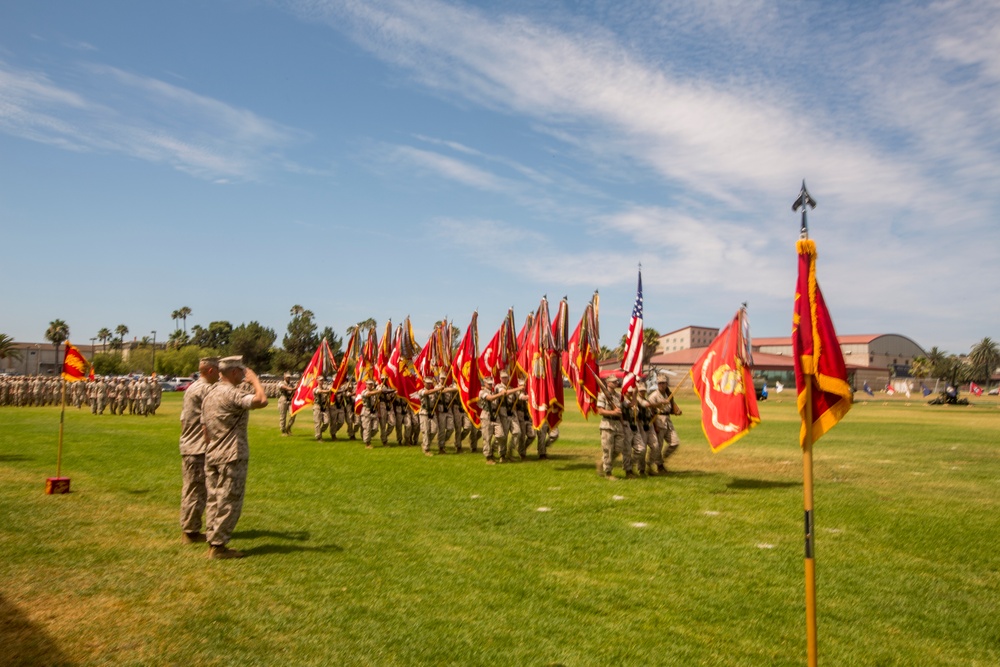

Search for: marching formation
xmin=0 ymin=374 xmax=163 ymax=415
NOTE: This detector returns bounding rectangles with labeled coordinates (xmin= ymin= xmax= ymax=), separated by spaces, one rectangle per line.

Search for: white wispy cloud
xmin=0 ymin=60 xmax=310 ymax=181
xmin=389 ymin=145 xmax=512 ymax=192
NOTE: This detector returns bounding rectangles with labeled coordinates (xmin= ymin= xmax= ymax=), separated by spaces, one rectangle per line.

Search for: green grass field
xmin=2 ymin=391 xmax=998 ymax=666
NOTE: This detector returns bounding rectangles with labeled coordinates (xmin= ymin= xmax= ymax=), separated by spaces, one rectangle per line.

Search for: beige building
xmin=657 ymin=326 xmax=720 ymax=354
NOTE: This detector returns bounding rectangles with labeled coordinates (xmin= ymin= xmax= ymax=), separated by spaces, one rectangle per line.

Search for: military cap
xmin=656 ymin=373 xmax=669 ymax=383
xmin=219 ymin=356 xmax=245 ymax=371
xmin=366 ymin=379 xmax=375 ymax=386
xmin=423 ymin=376 xmax=434 ymax=384
xmin=638 ymin=384 xmax=648 ymax=393
xmin=200 ymin=356 xmax=221 ymax=367
xmin=606 ymin=375 xmax=620 ymax=385
xmin=499 ymin=370 xmax=510 ymax=379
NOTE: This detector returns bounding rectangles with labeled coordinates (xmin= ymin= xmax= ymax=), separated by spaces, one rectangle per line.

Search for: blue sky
xmin=2 ymin=0 xmax=998 ymax=356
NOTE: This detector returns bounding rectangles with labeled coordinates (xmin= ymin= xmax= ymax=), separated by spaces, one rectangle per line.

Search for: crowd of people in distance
xmin=0 ymin=374 xmax=163 ymax=415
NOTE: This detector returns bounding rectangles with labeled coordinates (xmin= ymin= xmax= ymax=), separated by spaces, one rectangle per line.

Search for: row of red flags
xmin=288 ymin=293 xmax=603 ymax=432
xmin=57 ymin=238 xmax=855 ymax=453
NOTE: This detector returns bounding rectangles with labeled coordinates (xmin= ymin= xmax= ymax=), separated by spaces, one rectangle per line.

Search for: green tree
xmin=969 ymin=337 xmax=1000 ymax=384
xmin=0 ymin=333 xmax=21 ymax=362
xmin=283 ymin=305 xmax=319 ymax=369
xmin=177 ymin=306 xmax=192 ymax=335
xmin=909 ymin=356 xmax=932 ymax=379
xmin=230 ymin=321 xmax=277 ymax=371
xmin=190 ymin=321 xmax=232 ymax=350
xmin=45 ymin=319 xmax=70 ymax=370
xmin=156 ymin=346 xmax=207 ymax=377
xmin=114 ymin=324 xmax=129 ymax=350
xmin=167 ymin=329 xmax=189 ymax=349
xmin=92 ymin=352 xmax=128 ymax=376
xmin=97 ymin=327 xmax=112 ymax=352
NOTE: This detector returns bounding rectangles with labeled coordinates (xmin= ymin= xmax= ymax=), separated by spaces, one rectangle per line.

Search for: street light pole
xmin=151 ymin=330 xmax=157 ymax=377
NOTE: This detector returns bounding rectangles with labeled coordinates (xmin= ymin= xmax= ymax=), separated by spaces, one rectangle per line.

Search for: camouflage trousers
xmin=313 ymin=406 xmax=329 ymax=440
xmin=361 ymin=411 xmax=380 ymax=445
xmin=205 ymin=459 xmax=249 ymax=548
xmin=278 ymin=397 xmax=295 ymax=434
xmin=600 ymin=422 xmax=632 ymax=475
xmin=418 ymin=413 xmax=438 ymax=453
xmin=180 ymin=454 xmax=211 ymax=533
xmin=654 ymin=416 xmax=680 ymax=466
xmin=481 ymin=415 xmax=508 ymax=460
xmin=436 ymin=411 xmax=454 ymax=451
xmin=630 ymin=427 xmax=656 ymax=474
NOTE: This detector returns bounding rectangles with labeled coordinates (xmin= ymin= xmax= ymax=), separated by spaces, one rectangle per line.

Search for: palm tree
xmin=0 ymin=333 xmax=21 ymax=362
xmin=114 ymin=324 xmax=129 ymax=350
xmin=171 ymin=309 xmax=181 ymax=331
xmin=969 ymin=337 xmax=1000 ymax=384
xmin=45 ymin=319 xmax=70 ymax=372
xmin=178 ymin=307 xmax=192 ymax=335
xmin=97 ymin=327 xmax=112 ymax=352
xmin=346 ymin=317 xmax=377 ymax=338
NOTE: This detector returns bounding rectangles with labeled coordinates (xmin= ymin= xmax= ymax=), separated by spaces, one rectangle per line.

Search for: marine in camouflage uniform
xmin=411 ymin=376 xmax=443 ymax=456
xmin=277 ymin=373 xmax=297 ymax=436
xmin=646 ymin=373 xmax=681 ymax=474
xmin=597 ymin=375 xmax=634 ymax=479
xmin=313 ymin=379 xmax=331 ymax=441
xmin=178 ymin=357 xmax=220 ymax=544
xmin=201 ymin=356 xmax=268 ymax=559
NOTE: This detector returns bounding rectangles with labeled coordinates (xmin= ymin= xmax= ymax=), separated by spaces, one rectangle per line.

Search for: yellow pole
xmin=803 ymin=378 xmax=817 ymax=666
xmin=57 ymin=381 xmax=67 ymax=478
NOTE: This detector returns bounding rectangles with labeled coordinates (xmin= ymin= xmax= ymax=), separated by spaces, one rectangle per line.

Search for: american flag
xmin=620 ymin=270 xmax=643 ymax=394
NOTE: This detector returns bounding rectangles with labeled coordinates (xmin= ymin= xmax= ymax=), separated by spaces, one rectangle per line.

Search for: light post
xmin=151 ymin=331 xmax=157 ymax=377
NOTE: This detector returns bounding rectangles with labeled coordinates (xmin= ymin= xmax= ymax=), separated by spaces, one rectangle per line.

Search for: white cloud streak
xmin=0 ymin=60 xmax=309 ymax=181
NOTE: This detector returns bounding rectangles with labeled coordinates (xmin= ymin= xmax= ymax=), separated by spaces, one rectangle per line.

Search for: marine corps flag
xmin=290 ymin=339 xmax=331 ymax=417
xmin=331 ymin=329 xmax=358 ymax=392
xmin=690 ymin=307 xmax=761 ymax=452
xmin=563 ymin=296 xmax=600 ymax=418
xmin=61 ymin=342 xmax=88 ymax=382
xmin=524 ymin=298 xmax=564 ymax=430
xmin=451 ymin=312 xmax=482 ymax=428
xmin=793 ymin=238 xmax=852 ymax=447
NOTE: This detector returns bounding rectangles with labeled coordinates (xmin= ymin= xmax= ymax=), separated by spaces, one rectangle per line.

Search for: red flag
xmin=452 ymin=313 xmax=482 ymax=428
xmin=375 ymin=320 xmax=392 ymax=382
xmin=290 ymin=340 xmax=328 ymax=416
xmin=513 ymin=312 xmax=534 ymax=387
xmin=970 ymin=382 xmax=983 ymax=397
xmin=354 ymin=328 xmax=377 ymax=414
xmin=331 ymin=329 xmax=357 ymax=392
xmin=88 ymin=364 xmax=95 ymax=381
xmin=478 ymin=309 xmax=517 ymax=384
xmin=793 ymin=239 xmax=852 ymax=446
xmin=620 ymin=269 xmax=643 ymax=394
xmin=524 ymin=299 xmax=564 ymax=430
xmin=690 ymin=307 xmax=761 ymax=452
xmin=62 ymin=342 xmax=88 ymax=382
xmin=563 ymin=300 xmax=599 ymax=418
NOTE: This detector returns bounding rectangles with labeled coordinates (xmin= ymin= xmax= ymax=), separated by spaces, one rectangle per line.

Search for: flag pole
xmin=793 ymin=180 xmax=818 ymax=667
xmin=57 ymin=380 xmax=67 ymax=479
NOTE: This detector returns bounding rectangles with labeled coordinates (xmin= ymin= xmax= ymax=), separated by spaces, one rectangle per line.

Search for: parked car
xmin=176 ymin=379 xmax=194 ymax=391
xmin=989 ymin=387 xmax=999 ymax=396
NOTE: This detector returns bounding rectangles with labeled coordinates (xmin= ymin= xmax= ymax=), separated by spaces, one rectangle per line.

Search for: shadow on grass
xmin=0 ymin=455 xmax=34 ymax=462
xmin=241 ymin=542 xmax=344 ymax=557
xmin=726 ymin=477 xmax=799 ymax=490
xmin=232 ymin=529 xmax=341 ymax=558
xmin=0 ymin=593 xmax=75 ymax=667
xmin=663 ymin=470 xmax=717 ymax=478
xmin=235 ymin=529 xmax=311 ymax=541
